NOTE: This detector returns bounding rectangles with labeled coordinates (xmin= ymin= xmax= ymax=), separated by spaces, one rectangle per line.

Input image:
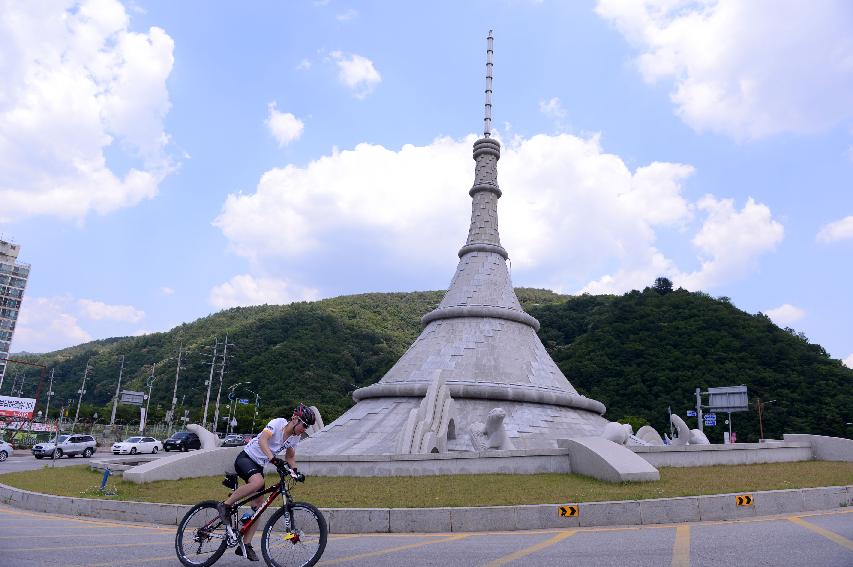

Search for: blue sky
xmin=2 ymin=0 xmax=852 ymax=368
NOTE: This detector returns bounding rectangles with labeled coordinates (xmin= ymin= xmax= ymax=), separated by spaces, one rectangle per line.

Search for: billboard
xmin=0 ymin=395 xmax=36 ymax=419
xmin=119 ymin=390 xmax=145 ymax=406
xmin=708 ymin=386 xmax=749 ymax=413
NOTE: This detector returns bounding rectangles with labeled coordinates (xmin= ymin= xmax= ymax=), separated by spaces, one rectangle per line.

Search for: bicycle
xmin=175 ymin=462 xmax=328 ymax=567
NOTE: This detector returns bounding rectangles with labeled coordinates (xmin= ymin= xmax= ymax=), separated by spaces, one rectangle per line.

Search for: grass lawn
xmin=1 ymin=461 xmax=851 ymax=508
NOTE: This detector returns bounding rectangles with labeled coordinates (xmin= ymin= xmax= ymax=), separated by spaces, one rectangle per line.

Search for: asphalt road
xmin=0 ymin=450 xmax=172 ymax=473
xmin=0 ymin=504 xmax=850 ymax=567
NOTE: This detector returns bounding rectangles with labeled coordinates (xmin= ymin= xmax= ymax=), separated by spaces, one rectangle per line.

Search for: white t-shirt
xmin=243 ymin=418 xmax=300 ymax=466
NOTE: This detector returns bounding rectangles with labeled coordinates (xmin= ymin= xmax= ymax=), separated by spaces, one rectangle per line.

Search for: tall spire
xmin=484 ymin=30 xmax=494 ymax=138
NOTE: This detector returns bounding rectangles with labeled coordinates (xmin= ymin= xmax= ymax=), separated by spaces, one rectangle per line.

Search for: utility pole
xmin=168 ymin=344 xmax=184 ymax=435
xmin=695 ymin=388 xmax=704 ymax=432
xmin=109 ymin=355 xmax=125 ymax=429
xmin=202 ymin=339 xmax=219 ymax=429
xmin=43 ymin=369 xmax=55 ymax=420
xmin=142 ymin=363 xmax=156 ymax=434
xmin=71 ymin=359 xmax=92 ymax=433
xmin=212 ymin=335 xmax=233 ymax=434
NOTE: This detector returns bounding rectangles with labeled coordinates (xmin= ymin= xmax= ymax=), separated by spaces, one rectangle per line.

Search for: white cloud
xmin=843 ymin=354 xmax=853 ymax=368
xmin=539 ymin=97 xmax=567 ymax=120
xmin=215 ymin=132 xmax=782 ymax=296
xmin=336 ymin=9 xmax=358 ymax=21
xmin=13 ymin=296 xmax=92 ymax=353
xmin=0 ymin=0 xmax=176 ymax=222
xmin=676 ymin=196 xmax=784 ymax=290
xmin=816 ymin=215 xmax=853 ymax=243
xmin=296 ymin=59 xmax=312 ymax=71
xmin=765 ymin=304 xmax=806 ymax=327
xmin=265 ymin=102 xmax=304 ymax=147
xmin=329 ymin=51 xmax=381 ymax=98
xmin=160 ymin=286 xmax=175 ymax=296
xmin=77 ymin=299 xmax=145 ymax=323
xmin=209 ymin=275 xmax=320 ymax=309
xmin=595 ymin=0 xmax=853 ymax=140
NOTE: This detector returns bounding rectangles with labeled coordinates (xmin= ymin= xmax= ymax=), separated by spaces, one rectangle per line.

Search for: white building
xmin=0 ymin=239 xmax=30 ymax=384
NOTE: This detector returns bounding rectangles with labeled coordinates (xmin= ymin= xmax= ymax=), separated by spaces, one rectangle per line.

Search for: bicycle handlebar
xmin=274 ymin=460 xmax=305 ymax=482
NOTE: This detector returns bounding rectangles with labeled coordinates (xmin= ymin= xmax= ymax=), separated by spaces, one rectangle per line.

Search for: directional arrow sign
xmin=736 ymin=494 xmax=753 ymax=506
xmin=558 ymin=505 xmax=579 ymax=517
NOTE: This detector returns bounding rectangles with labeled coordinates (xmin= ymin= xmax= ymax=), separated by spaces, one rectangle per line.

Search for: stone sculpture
xmin=397 ymin=373 xmax=455 ymax=454
xmin=635 ymin=425 xmax=665 ymax=446
xmin=187 ymin=423 xmax=222 ymax=450
xmin=602 ymin=421 xmax=632 ymax=445
xmin=669 ymin=414 xmax=710 ymax=445
xmin=470 ymin=407 xmax=514 ymax=451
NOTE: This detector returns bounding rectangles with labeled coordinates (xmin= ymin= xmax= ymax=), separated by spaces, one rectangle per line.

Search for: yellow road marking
xmin=672 ymin=525 xmax=690 ymax=567
xmin=482 ymin=530 xmax=576 ymax=567
xmin=7 ymin=541 xmax=175 ymax=552
xmin=87 ymin=554 xmax=178 ymax=566
xmin=319 ymin=533 xmax=470 ymax=565
xmin=788 ymin=516 xmax=853 ymax=551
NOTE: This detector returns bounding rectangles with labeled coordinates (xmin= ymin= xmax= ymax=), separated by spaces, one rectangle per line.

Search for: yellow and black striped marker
xmin=736 ymin=494 xmax=753 ymax=506
xmin=558 ymin=505 xmax=579 ymax=517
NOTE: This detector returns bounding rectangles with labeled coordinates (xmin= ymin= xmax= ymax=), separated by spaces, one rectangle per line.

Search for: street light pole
xmin=245 ymin=388 xmax=260 ymax=432
xmin=756 ymin=398 xmax=776 ymax=441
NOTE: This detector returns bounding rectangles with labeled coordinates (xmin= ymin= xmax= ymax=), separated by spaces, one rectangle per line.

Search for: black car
xmin=163 ymin=431 xmax=201 ymax=452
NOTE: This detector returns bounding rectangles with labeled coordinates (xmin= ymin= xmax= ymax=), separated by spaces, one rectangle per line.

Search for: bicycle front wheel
xmin=175 ymin=500 xmax=229 ymax=567
xmin=261 ymin=502 xmax=328 ymax=567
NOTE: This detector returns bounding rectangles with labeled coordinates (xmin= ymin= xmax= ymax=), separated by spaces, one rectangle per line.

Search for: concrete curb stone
xmin=0 ymin=482 xmax=850 ymax=532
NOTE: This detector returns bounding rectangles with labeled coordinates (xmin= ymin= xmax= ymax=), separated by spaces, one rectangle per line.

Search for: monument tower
xmin=300 ymin=32 xmax=608 ymax=456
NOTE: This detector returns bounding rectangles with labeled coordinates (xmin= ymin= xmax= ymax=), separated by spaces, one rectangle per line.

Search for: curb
xmin=0 ymin=482 xmax=850 ymax=532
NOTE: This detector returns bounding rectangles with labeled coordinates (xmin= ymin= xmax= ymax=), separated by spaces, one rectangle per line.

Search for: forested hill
xmin=11 ymin=285 xmax=851 ymax=442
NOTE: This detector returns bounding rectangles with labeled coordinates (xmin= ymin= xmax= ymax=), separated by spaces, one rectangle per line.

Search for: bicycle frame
xmin=233 ymin=478 xmax=289 ymax=535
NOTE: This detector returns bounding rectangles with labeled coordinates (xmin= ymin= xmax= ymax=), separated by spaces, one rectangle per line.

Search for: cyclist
xmin=217 ymin=403 xmax=316 ymax=561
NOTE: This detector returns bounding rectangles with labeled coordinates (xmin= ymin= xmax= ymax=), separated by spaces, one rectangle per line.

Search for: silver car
xmin=0 ymin=439 xmax=12 ymax=461
xmin=32 ymin=434 xmax=97 ymax=459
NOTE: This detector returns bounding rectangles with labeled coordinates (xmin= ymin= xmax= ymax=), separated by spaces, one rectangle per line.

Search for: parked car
xmin=0 ymin=439 xmax=12 ymax=461
xmin=112 ymin=436 xmax=163 ymax=455
xmin=222 ymin=434 xmax=247 ymax=447
xmin=242 ymin=433 xmax=254 ymax=444
xmin=163 ymin=431 xmax=201 ymax=452
xmin=32 ymin=434 xmax=97 ymax=459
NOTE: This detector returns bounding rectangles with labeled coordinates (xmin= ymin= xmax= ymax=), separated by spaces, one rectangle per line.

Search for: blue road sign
xmin=687 ymin=410 xmax=697 ymax=417
xmin=238 ymin=399 xmax=249 ymax=405
xmin=704 ymin=414 xmax=717 ymax=426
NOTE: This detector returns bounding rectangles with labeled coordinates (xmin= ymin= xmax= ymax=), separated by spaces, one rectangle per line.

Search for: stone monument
xmin=299 ymin=31 xmax=608 ymax=457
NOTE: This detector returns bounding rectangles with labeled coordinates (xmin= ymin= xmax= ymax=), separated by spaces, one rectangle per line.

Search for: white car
xmin=0 ymin=440 xmax=12 ymax=461
xmin=112 ymin=436 xmax=163 ymax=455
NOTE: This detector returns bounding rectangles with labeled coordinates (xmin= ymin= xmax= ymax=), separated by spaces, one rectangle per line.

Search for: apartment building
xmin=0 ymin=239 xmax=30 ymax=384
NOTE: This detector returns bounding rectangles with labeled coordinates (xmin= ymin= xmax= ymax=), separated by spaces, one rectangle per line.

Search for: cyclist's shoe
xmin=216 ymin=501 xmax=232 ymax=524
xmin=236 ymin=544 xmax=260 ymax=561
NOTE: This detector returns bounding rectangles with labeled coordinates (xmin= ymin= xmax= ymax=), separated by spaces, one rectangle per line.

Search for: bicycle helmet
xmin=293 ymin=403 xmax=316 ymax=427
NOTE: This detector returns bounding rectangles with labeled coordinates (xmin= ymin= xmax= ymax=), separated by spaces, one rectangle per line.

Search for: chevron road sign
xmin=736 ymin=494 xmax=754 ymax=506
xmin=558 ymin=505 xmax=579 ymax=517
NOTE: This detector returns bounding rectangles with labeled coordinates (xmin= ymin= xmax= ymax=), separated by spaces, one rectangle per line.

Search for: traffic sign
xmin=686 ymin=410 xmax=697 ymax=417
xmin=558 ymin=505 xmax=579 ymax=517
xmin=704 ymin=415 xmax=716 ymax=426
xmin=736 ymin=494 xmax=753 ymax=506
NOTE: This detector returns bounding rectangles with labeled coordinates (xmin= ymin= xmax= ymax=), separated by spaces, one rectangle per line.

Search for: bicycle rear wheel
xmin=175 ymin=500 xmax=229 ymax=567
xmin=261 ymin=502 xmax=328 ymax=567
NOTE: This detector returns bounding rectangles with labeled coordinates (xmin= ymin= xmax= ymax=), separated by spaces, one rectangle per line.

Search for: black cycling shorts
xmin=234 ymin=450 xmax=264 ymax=483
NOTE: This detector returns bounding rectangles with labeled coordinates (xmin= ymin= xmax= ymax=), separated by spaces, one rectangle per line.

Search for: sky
xmin=2 ymin=0 xmax=852 ymax=368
